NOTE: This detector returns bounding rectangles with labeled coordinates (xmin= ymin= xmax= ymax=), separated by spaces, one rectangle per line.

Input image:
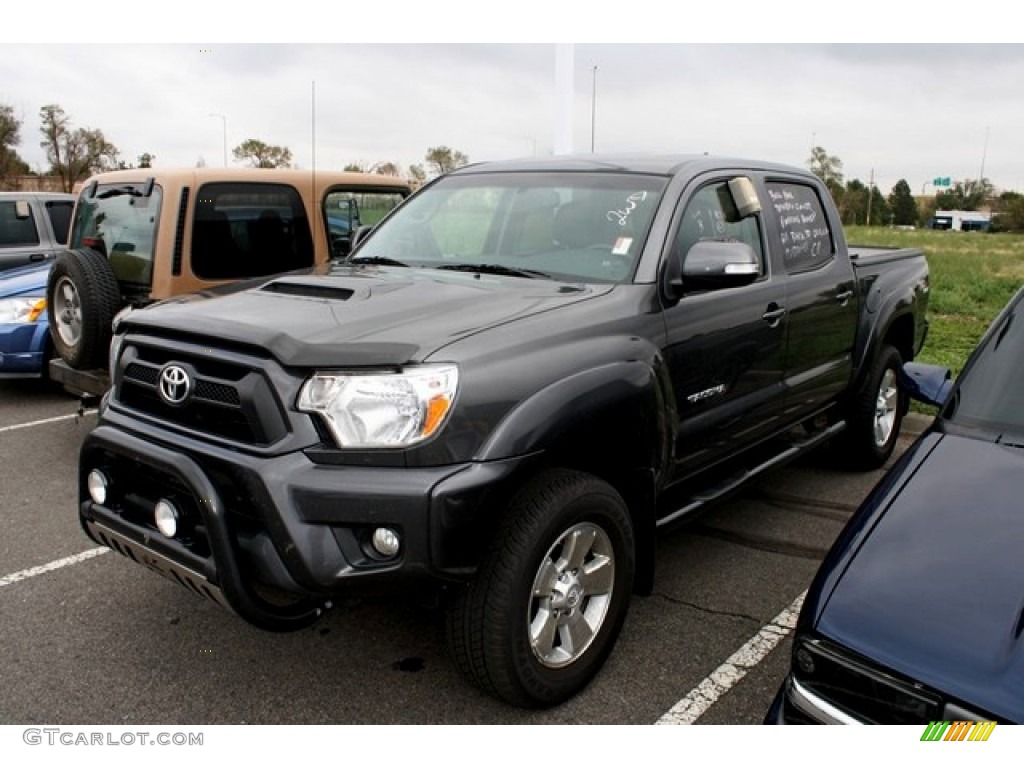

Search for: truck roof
xmin=452 ymin=153 xmax=816 ymax=179
xmin=76 ymin=167 xmax=412 ymax=191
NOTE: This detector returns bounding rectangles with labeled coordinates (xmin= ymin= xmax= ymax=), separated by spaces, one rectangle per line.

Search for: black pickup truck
xmin=77 ymin=155 xmax=929 ymax=708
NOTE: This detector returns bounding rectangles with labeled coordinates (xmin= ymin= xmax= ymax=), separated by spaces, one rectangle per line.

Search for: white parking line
xmin=656 ymin=591 xmax=806 ymax=724
xmin=0 ymin=410 xmax=97 ymax=434
xmin=0 ymin=547 xmax=109 ymax=588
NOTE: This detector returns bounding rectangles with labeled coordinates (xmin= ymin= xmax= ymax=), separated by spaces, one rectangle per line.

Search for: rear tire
xmin=835 ymin=344 xmax=905 ymax=469
xmin=46 ymin=249 xmax=121 ymax=370
xmin=446 ymin=469 xmax=635 ymax=708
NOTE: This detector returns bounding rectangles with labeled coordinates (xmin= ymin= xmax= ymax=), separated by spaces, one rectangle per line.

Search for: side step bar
xmin=656 ymin=420 xmax=846 ymax=529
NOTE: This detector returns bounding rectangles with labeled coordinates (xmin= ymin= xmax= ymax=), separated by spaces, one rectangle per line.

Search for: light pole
xmin=979 ymin=125 xmax=990 ymax=185
xmin=209 ymin=113 xmax=227 ymax=166
xmin=590 ymin=65 xmax=598 ymax=153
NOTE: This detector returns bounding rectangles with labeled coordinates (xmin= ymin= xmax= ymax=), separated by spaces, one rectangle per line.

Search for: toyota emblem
xmin=158 ymin=364 xmax=193 ymax=406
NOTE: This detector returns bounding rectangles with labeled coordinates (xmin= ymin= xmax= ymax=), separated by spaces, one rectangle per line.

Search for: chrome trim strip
xmin=789 ymin=678 xmax=865 ymax=725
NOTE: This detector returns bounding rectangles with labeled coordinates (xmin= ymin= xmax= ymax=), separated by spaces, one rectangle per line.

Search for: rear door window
xmin=46 ymin=199 xmax=74 ymax=244
xmin=192 ymin=182 xmax=314 ymax=279
xmin=764 ymin=181 xmax=835 ymax=273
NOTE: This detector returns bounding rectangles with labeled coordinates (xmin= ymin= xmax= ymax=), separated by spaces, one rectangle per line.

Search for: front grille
xmin=115 ymin=344 xmax=287 ymax=445
xmin=195 ymin=379 xmax=241 ymax=406
xmin=124 ymin=362 xmax=158 ymax=385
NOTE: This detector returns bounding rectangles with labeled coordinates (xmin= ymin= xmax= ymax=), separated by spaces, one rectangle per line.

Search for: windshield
xmin=948 ymin=291 xmax=1024 ymax=437
xmin=352 ymin=172 xmax=667 ymax=283
xmin=71 ymin=183 xmax=161 ymax=286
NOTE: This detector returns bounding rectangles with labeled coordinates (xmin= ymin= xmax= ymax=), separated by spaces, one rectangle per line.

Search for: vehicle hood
xmin=119 ymin=265 xmax=613 ymax=367
xmin=815 ymin=431 xmax=1024 ymax=721
xmin=0 ymin=262 xmax=49 ymax=299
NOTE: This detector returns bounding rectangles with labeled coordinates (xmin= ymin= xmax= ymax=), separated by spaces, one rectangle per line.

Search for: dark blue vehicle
xmin=767 ymin=284 xmax=1024 ymax=724
xmin=0 ymin=261 xmax=53 ymax=378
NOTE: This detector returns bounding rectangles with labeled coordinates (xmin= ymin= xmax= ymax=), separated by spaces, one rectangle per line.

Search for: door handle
xmin=762 ymin=305 xmax=786 ymax=326
xmin=836 ymin=289 xmax=854 ymax=306
xmin=29 ymin=253 xmax=47 ymax=262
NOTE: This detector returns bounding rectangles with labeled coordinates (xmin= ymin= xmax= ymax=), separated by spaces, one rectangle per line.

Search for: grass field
xmin=845 ymin=226 xmax=1024 ymax=376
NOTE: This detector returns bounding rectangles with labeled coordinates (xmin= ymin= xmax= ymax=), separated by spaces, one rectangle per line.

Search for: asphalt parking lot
xmin=0 ymin=377 xmax=929 ymax=725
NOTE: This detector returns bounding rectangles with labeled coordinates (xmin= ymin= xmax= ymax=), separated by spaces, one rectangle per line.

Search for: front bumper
xmin=79 ymin=422 xmax=529 ymax=631
xmin=0 ymin=321 xmax=48 ymax=376
xmin=764 ymin=676 xmax=864 ymax=724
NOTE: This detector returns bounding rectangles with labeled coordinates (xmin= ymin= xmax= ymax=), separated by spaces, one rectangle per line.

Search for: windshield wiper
xmin=96 ymin=186 xmax=142 ymax=200
xmin=349 ymin=256 xmax=410 ymax=268
xmin=997 ymin=433 xmax=1024 ymax=450
xmin=434 ymin=263 xmax=551 ymax=280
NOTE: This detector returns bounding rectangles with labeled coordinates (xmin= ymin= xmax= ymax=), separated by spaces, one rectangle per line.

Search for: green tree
xmin=1 ymin=103 xmax=30 ymax=187
xmin=39 ymin=104 xmax=119 ymax=192
xmin=866 ymin=183 xmax=890 ymax=226
xmin=990 ymin=191 xmax=1024 ymax=233
xmin=840 ymin=179 xmax=868 ymax=225
xmin=934 ymin=178 xmax=994 ymax=211
xmin=808 ymin=145 xmax=844 ymax=200
xmin=887 ymin=179 xmax=918 ymax=226
xmin=343 ymin=162 xmax=366 ymax=172
xmin=138 ymin=152 xmax=154 ymax=168
xmin=425 ymin=146 xmax=469 ymax=176
xmin=231 ymin=139 xmax=292 ymax=168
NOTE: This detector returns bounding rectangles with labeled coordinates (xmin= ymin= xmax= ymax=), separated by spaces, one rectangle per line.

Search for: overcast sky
xmin=6 ymin=5 xmax=1023 ymax=195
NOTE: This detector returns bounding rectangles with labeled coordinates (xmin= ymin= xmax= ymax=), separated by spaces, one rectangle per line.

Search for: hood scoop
xmin=261 ymin=281 xmax=354 ymax=301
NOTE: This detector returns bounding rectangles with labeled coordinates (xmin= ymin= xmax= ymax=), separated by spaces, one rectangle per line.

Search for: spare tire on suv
xmin=46 ymin=248 xmax=121 ymax=370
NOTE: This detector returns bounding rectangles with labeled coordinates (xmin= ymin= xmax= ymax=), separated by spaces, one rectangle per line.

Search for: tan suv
xmin=46 ymin=167 xmax=411 ymax=388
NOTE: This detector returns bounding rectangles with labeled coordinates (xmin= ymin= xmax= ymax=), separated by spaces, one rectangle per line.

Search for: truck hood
xmin=816 ymin=432 xmax=1024 ymax=722
xmin=120 ymin=265 xmax=613 ymax=367
xmin=0 ymin=262 xmax=50 ymax=299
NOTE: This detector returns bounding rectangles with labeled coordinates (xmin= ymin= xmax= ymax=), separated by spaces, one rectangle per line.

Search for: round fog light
xmin=154 ymin=499 xmax=180 ymax=538
xmin=87 ymin=470 xmax=109 ymax=505
xmin=371 ymin=527 xmax=401 ymax=558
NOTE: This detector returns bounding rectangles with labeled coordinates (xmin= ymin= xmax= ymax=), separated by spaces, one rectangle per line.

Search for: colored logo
xmin=920 ymin=721 xmax=996 ymax=742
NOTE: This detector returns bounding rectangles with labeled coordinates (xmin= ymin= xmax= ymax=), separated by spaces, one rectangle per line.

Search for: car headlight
xmin=792 ymin=637 xmax=941 ymax=724
xmin=297 ymin=365 xmax=458 ymax=449
xmin=0 ymin=297 xmax=46 ymax=324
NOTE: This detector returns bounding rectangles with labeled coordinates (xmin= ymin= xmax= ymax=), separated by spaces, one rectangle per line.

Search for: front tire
xmin=836 ymin=344 xmax=906 ymax=469
xmin=446 ymin=469 xmax=635 ymax=708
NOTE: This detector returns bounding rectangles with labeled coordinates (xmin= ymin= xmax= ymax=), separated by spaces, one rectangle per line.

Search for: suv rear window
xmin=192 ymin=182 xmax=314 ymax=279
xmin=71 ymin=184 xmax=162 ymax=286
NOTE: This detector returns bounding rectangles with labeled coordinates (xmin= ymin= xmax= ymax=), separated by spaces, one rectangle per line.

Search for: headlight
xmin=297 ymin=365 xmax=458 ymax=449
xmin=792 ymin=637 xmax=940 ymax=724
xmin=0 ymin=297 xmax=46 ymax=324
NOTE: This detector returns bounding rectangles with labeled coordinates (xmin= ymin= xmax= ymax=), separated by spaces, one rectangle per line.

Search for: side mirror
xmin=350 ymin=224 xmax=374 ymax=252
xmin=900 ymin=362 xmax=953 ymax=408
xmin=670 ymin=240 xmax=760 ymax=296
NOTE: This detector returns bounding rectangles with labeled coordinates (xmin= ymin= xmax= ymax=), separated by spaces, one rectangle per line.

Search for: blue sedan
xmin=0 ymin=261 xmax=52 ymax=377
xmin=767 ymin=284 xmax=1024 ymax=724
